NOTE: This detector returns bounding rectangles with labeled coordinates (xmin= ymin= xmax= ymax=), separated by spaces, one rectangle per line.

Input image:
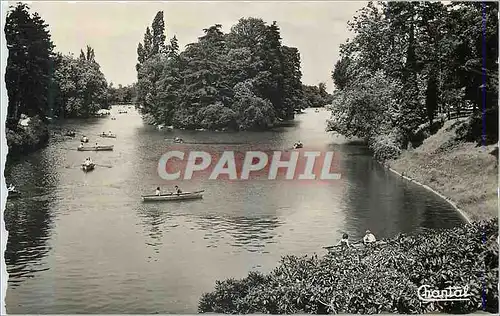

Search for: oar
xmin=95 ymin=163 xmax=112 ymax=168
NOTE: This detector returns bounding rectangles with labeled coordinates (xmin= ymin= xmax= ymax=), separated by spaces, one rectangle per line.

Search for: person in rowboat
xmin=336 ymin=233 xmax=350 ymax=249
xmin=155 ymin=187 xmax=161 ymax=196
xmin=363 ymin=230 xmax=376 ymax=244
xmin=7 ymin=184 xmax=15 ymax=192
xmin=174 ymin=185 xmax=182 ymax=195
xmin=108 ymin=131 xmax=112 ymax=136
xmin=79 ymin=142 xmax=84 ymax=149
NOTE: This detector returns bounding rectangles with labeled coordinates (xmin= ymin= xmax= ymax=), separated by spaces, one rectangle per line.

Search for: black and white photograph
xmin=0 ymin=0 xmax=498 ymax=314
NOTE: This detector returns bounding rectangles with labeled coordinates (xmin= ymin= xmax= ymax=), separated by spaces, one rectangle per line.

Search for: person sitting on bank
xmin=155 ymin=187 xmax=161 ymax=196
xmin=363 ymin=230 xmax=376 ymax=244
xmin=174 ymin=185 xmax=182 ymax=194
xmin=336 ymin=233 xmax=350 ymax=249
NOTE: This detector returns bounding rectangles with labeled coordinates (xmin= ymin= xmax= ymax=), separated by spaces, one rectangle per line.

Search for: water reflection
xmin=193 ymin=215 xmax=281 ymax=252
xmin=336 ymin=143 xmax=464 ymax=240
xmin=4 ymin=151 xmax=59 ymax=287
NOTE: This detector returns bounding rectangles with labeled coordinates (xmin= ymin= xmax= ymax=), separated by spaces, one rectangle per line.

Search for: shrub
xmin=199 ymin=219 xmax=498 ymax=314
xmin=6 ymin=115 xmax=49 ymax=156
xmin=369 ymin=128 xmax=404 ymax=162
xmin=455 ymin=108 xmax=498 ymax=145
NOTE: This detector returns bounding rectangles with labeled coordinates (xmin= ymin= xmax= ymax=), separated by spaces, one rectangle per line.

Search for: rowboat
xmin=81 ymin=163 xmax=95 ymax=172
xmin=65 ymin=131 xmax=76 ymax=137
xmin=293 ymin=143 xmax=303 ymax=149
xmin=77 ymin=145 xmax=114 ymax=151
xmin=99 ymin=133 xmax=117 ymax=138
xmin=141 ymin=190 xmax=205 ymax=202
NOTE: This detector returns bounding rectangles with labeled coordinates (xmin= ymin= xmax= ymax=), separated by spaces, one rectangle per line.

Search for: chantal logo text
xmin=417 ymin=285 xmax=471 ymax=302
xmin=157 ymin=150 xmax=342 ymax=181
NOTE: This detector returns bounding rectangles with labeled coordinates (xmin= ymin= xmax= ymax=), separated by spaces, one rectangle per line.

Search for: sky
xmin=25 ymin=1 xmax=367 ymax=91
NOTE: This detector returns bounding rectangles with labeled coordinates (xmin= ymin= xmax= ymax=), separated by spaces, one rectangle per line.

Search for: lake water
xmin=3 ymin=107 xmax=464 ymax=313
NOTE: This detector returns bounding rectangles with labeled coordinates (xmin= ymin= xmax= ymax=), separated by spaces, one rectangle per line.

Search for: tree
xmin=151 ymin=11 xmax=166 ymax=55
xmin=5 ymin=2 xmax=55 ymax=124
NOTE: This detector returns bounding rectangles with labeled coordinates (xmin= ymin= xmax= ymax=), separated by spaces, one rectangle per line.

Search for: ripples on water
xmin=3 ymin=107 xmax=465 ymax=313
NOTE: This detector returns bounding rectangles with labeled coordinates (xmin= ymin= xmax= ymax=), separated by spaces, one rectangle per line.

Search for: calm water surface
xmin=4 ymin=107 xmax=464 ymax=313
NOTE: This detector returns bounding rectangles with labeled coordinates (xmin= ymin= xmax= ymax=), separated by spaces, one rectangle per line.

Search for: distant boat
xmin=80 ymin=137 xmax=89 ymax=143
xmin=141 ymin=190 xmax=205 ymax=202
xmin=77 ymin=145 xmax=114 ymax=151
xmin=65 ymin=131 xmax=76 ymax=137
xmin=118 ymin=110 xmax=128 ymax=114
xmin=99 ymin=133 xmax=117 ymax=138
xmin=81 ymin=163 xmax=95 ymax=172
xmin=111 ymin=117 xmax=116 ymax=120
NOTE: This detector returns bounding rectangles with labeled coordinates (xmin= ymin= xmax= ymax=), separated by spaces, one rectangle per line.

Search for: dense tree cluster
xmin=51 ymin=46 xmax=109 ymax=118
xmin=328 ymin=2 xmax=498 ymax=160
xmin=136 ymin=12 xmax=325 ymax=130
xmin=302 ymin=83 xmax=333 ymax=109
xmin=107 ymin=83 xmax=137 ymax=105
xmin=5 ymin=2 xmax=109 ymax=125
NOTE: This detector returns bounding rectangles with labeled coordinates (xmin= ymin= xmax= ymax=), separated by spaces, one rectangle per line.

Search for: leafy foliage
xmin=51 ymin=49 xmax=108 ymax=118
xmin=4 ymin=2 xmax=55 ymax=125
xmin=135 ymin=14 xmax=329 ymax=130
xmin=199 ymin=219 xmax=499 ymax=314
xmin=6 ymin=116 xmax=49 ymax=156
xmin=328 ymin=1 xmax=499 ymax=159
xmin=4 ymin=3 xmax=110 ymax=154
xmin=107 ymin=82 xmax=137 ymax=105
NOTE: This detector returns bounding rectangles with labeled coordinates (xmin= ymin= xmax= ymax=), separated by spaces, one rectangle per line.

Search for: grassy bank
xmin=5 ymin=116 xmax=49 ymax=158
xmin=199 ymin=219 xmax=498 ymax=314
xmin=388 ymin=119 xmax=498 ymax=223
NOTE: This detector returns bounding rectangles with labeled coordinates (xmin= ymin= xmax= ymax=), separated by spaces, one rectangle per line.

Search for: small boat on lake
xmin=81 ymin=136 xmax=89 ymax=143
xmin=99 ymin=133 xmax=117 ymax=138
xmin=111 ymin=117 xmax=116 ymax=120
xmin=173 ymin=137 xmax=184 ymax=143
xmin=77 ymin=145 xmax=114 ymax=151
xmin=293 ymin=141 xmax=303 ymax=149
xmin=65 ymin=131 xmax=76 ymax=137
xmin=81 ymin=163 xmax=95 ymax=172
xmin=141 ymin=190 xmax=205 ymax=202
xmin=118 ymin=110 xmax=128 ymax=114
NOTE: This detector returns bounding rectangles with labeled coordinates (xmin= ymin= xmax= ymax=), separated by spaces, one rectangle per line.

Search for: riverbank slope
xmin=388 ymin=119 xmax=497 ymax=223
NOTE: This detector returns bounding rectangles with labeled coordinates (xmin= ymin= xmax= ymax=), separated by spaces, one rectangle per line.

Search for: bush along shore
xmin=6 ymin=116 xmax=49 ymax=158
xmin=199 ymin=219 xmax=498 ymax=314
